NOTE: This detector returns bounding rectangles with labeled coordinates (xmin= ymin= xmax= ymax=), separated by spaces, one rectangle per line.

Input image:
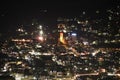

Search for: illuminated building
xmin=57 ymin=17 xmax=78 ymax=45
xmin=58 ymin=24 xmax=66 ymax=44
xmin=38 ymin=25 xmax=44 ymax=42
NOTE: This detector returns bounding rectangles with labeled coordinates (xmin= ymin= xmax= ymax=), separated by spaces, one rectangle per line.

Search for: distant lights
xmin=39 ymin=25 xmax=42 ymax=29
xmin=117 ymin=5 xmax=120 ymax=8
xmin=116 ymin=12 xmax=119 ymax=15
xmin=92 ymin=41 xmax=97 ymax=45
xmin=39 ymin=30 xmax=43 ymax=35
xmin=83 ymin=11 xmax=86 ymax=15
xmin=38 ymin=36 xmax=44 ymax=41
xmin=12 ymin=39 xmax=32 ymax=42
xmin=77 ymin=21 xmax=81 ymax=24
xmin=96 ymin=10 xmax=100 ymax=14
xmin=108 ymin=16 xmax=112 ymax=20
xmin=63 ymin=30 xmax=67 ymax=33
xmin=17 ymin=28 xmax=24 ymax=32
xmin=83 ymin=41 xmax=89 ymax=45
xmin=71 ymin=33 xmax=77 ymax=36
xmin=36 ymin=44 xmax=42 ymax=48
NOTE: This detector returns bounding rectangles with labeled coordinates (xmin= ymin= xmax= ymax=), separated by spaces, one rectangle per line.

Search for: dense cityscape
xmin=0 ymin=0 xmax=120 ymax=80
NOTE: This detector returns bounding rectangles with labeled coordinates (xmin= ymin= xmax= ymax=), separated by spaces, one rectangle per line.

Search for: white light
xmin=96 ymin=10 xmax=99 ymax=13
xmin=63 ymin=30 xmax=67 ymax=33
xmin=38 ymin=36 xmax=44 ymax=41
xmin=39 ymin=30 xmax=43 ymax=35
xmin=117 ymin=74 xmax=120 ymax=76
xmin=39 ymin=25 xmax=42 ymax=29
xmin=83 ymin=41 xmax=88 ymax=45
xmin=83 ymin=11 xmax=86 ymax=14
xmin=85 ymin=68 xmax=88 ymax=71
xmin=92 ymin=41 xmax=97 ymax=44
xmin=36 ymin=45 xmax=42 ymax=48
xmin=71 ymin=33 xmax=77 ymax=36
xmin=77 ymin=21 xmax=81 ymax=24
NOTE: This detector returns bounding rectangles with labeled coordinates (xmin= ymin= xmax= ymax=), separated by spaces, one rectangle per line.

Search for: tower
xmin=58 ymin=24 xmax=66 ymax=44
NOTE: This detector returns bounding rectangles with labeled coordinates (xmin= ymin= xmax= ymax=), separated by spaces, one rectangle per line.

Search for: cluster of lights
xmin=38 ymin=25 xmax=45 ymax=42
xmin=12 ymin=39 xmax=32 ymax=42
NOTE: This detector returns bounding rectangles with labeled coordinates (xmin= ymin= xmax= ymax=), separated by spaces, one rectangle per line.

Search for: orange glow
xmin=59 ymin=32 xmax=66 ymax=44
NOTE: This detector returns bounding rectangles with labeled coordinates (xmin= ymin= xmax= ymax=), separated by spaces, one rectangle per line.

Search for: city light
xmin=71 ymin=33 xmax=77 ymax=36
xmin=0 ymin=1 xmax=120 ymax=80
xmin=39 ymin=30 xmax=43 ymax=35
xmin=39 ymin=25 xmax=42 ymax=29
xmin=59 ymin=32 xmax=66 ymax=44
xmin=38 ymin=36 xmax=44 ymax=41
xmin=83 ymin=41 xmax=88 ymax=45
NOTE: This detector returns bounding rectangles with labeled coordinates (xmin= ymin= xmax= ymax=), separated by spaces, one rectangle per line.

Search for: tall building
xmin=58 ymin=24 xmax=66 ymax=44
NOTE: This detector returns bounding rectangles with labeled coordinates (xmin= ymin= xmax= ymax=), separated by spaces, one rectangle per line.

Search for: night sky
xmin=0 ymin=0 xmax=119 ymax=33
